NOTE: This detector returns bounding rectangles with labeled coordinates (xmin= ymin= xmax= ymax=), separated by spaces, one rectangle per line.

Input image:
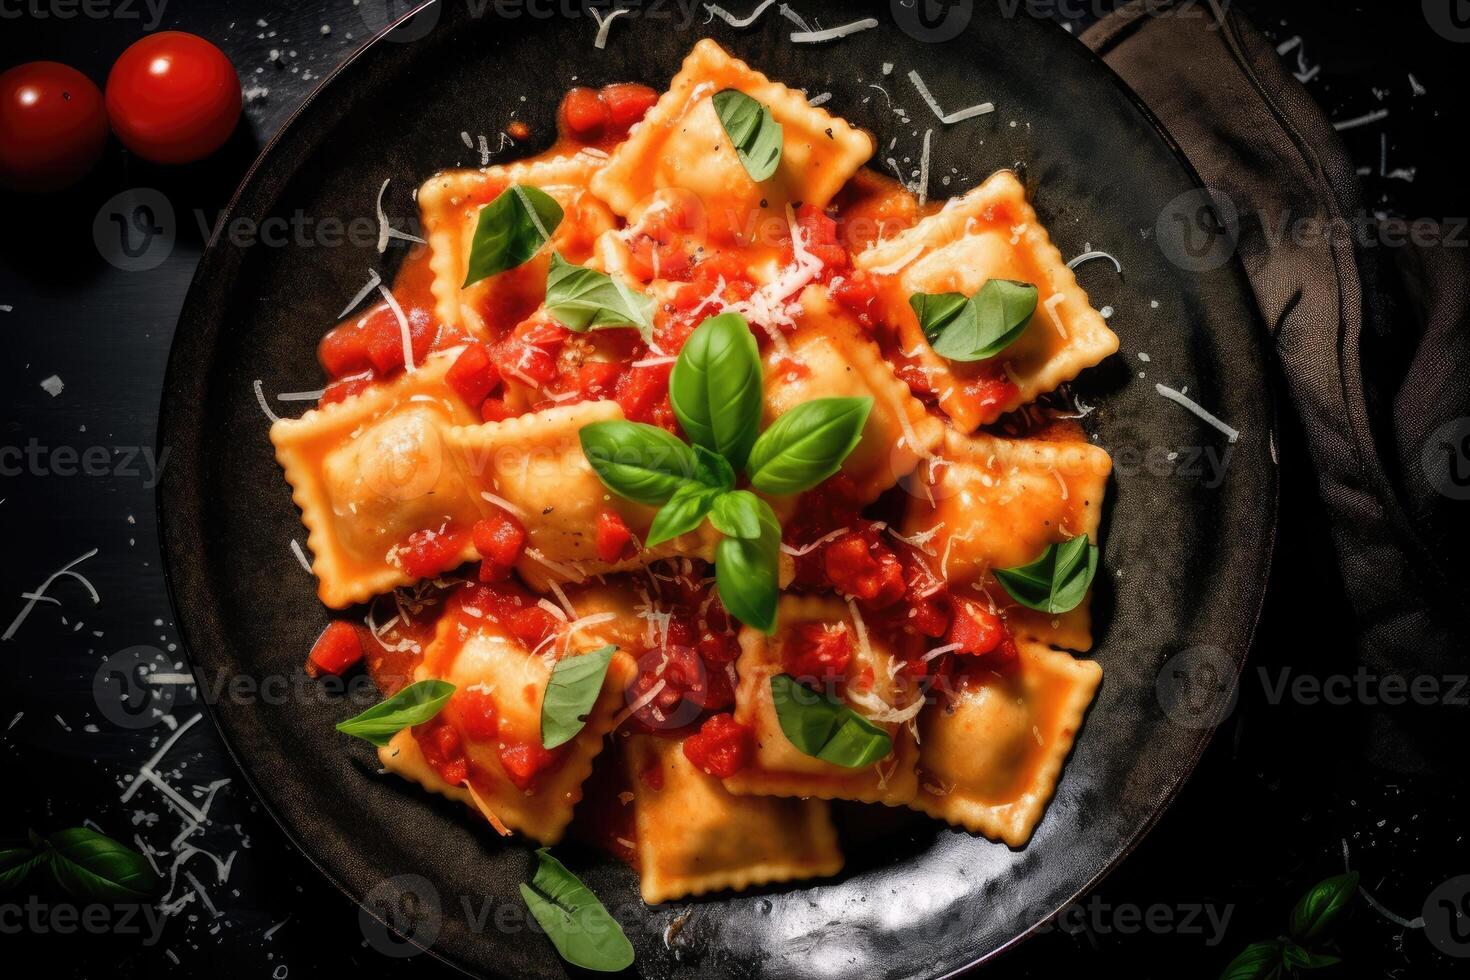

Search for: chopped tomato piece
xmin=363 ymin=304 xmax=438 ymax=376
xmin=965 ymin=369 xmax=1020 ymax=425
xmin=948 ymin=600 xmax=1009 ymax=657
xmin=562 ymin=86 xmax=609 ymax=137
xmin=595 ymin=510 xmax=634 ymax=563
xmin=824 ymin=532 xmax=905 ymax=607
xmin=445 ymin=341 xmax=500 ymax=407
xmin=601 ymin=82 xmax=657 ymax=132
xmin=639 ymin=757 xmax=665 ymax=791
xmin=697 ymin=626 xmax=741 ymax=666
xmin=480 ymin=397 xmax=515 ymax=422
xmin=508 ymin=605 xmax=560 ymax=648
xmin=782 ymin=621 xmax=853 ymax=683
xmin=318 ymin=320 xmax=372 ymax=378
xmin=318 ymin=376 xmax=372 ymax=406
xmin=614 ymin=362 xmax=673 ymax=425
xmin=681 ymin=713 xmax=754 ymax=778
xmin=415 ymin=720 xmax=468 ymax=786
xmin=396 ymin=528 xmax=468 ymax=579
xmin=306 ymin=621 xmax=365 ymax=678
xmin=498 ymin=741 xmax=560 ymax=791
xmin=569 ymin=360 xmax=623 ymax=402
xmin=472 ymin=509 xmax=526 ymax=582
xmin=830 ymin=271 xmax=883 ymax=330
xmin=452 ymin=688 xmax=499 ymax=742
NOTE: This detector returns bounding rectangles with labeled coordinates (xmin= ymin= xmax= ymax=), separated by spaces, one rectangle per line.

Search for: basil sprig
xmin=544 ymin=253 xmax=655 ymax=342
xmin=1218 ymin=872 xmax=1357 ymax=979
xmin=541 ymin=645 xmax=615 ymax=749
xmin=910 ymin=279 xmax=1037 ymax=362
xmin=464 ymin=184 xmax=563 ymax=286
xmin=0 ymin=828 xmax=161 ymax=903
xmin=579 ymin=312 xmax=872 ymax=632
xmin=712 ymin=89 xmax=784 ymax=182
xmin=993 ymin=533 xmax=1098 ymax=615
xmin=768 ymin=674 xmax=892 ymax=768
xmin=335 ymin=679 xmax=456 ymax=746
xmin=745 ymin=397 xmax=872 ymax=496
xmin=520 ymin=848 xmax=634 ymax=972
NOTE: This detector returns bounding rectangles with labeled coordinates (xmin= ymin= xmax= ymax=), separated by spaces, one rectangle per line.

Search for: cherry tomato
xmin=105 ymin=32 xmax=242 ymax=164
xmin=0 ymin=62 xmax=107 ymax=192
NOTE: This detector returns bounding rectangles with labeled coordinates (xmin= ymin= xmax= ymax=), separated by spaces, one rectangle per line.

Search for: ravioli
xmin=854 ymin=170 xmax=1120 ymax=430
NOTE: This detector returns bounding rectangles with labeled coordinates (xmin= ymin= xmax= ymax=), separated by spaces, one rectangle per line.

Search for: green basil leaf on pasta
xmin=712 ymin=89 xmax=784 ymax=183
xmin=519 ymin=848 xmax=634 ymax=972
xmin=645 ymin=482 xmax=720 ymax=548
xmin=544 ymin=253 xmax=654 ymax=341
xmin=464 ymin=184 xmax=563 ymax=286
xmin=768 ymin=674 xmax=892 ymax=768
xmin=692 ymin=444 xmax=736 ymax=493
xmin=541 ymin=645 xmax=616 ymax=749
xmin=335 ymin=679 xmax=455 ymax=747
xmin=927 ymin=279 xmax=1037 ymax=362
xmin=43 ymin=828 xmax=161 ymax=903
xmin=745 ymin=397 xmax=872 ymax=496
xmin=993 ymin=533 xmax=1098 ymax=614
xmin=715 ymin=501 xmax=781 ymax=632
xmin=709 ymin=489 xmax=767 ymax=541
xmin=580 ymin=420 xmax=702 ymax=506
xmin=670 ymin=312 xmax=764 ymax=472
xmin=909 ymin=291 xmax=970 ymax=345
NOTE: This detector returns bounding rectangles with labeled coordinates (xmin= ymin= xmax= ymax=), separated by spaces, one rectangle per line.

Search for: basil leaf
xmin=715 ymin=499 xmax=781 ymax=632
xmin=580 ymin=420 xmax=702 ymax=506
xmin=1218 ymin=940 xmax=1284 ymax=980
xmin=768 ymin=674 xmax=892 ymax=768
xmin=1298 ymin=951 xmax=1342 ymax=969
xmin=0 ymin=848 xmax=42 ymax=890
xmin=645 ymin=482 xmax=720 ymax=548
xmin=993 ymin=533 xmax=1099 ymax=614
xmin=712 ymin=89 xmax=783 ymax=183
xmin=1288 ymin=872 xmax=1359 ymax=942
xmin=692 ymin=444 xmax=736 ymax=492
xmin=909 ymin=291 xmax=970 ymax=344
xmin=335 ymin=679 xmax=455 ymax=746
xmin=545 ymin=253 xmax=654 ymax=341
xmin=44 ymin=828 xmax=161 ymax=903
xmin=519 ymin=848 xmax=634 ymax=972
xmin=670 ymin=312 xmax=764 ymax=472
xmin=464 ymin=184 xmax=563 ymax=286
xmin=746 ymin=397 xmax=873 ymax=496
xmin=709 ymin=490 xmax=766 ymax=540
xmin=542 ymin=645 xmax=615 ymax=749
xmin=927 ymin=279 xmax=1037 ymax=362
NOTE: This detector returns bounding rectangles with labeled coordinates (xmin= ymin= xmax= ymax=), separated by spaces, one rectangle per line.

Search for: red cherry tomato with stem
xmin=106 ymin=32 xmax=242 ymax=165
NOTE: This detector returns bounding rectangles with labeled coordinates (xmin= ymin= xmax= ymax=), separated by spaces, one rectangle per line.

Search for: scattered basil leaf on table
xmin=541 ymin=645 xmax=616 ymax=749
xmin=335 ymin=679 xmax=456 ymax=747
xmin=463 ymin=184 xmax=563 ymax=286
xmin=1288 ymin=871 xmax=1359 ymax=942
xmin=746 ymin=397 xmax=873 ymax=496
xmin=912 ymin=279 xmax=1037 ymax=362
xmin=994 ymin=533 xmax=1098 ymax=615
xmin=715 ymin=498 xmax=782 ymax=633
xmin=709 ymin=489 xmax=766 ymax=540
xmin=544 ymin=253 xmax=654 ymax=340
xmin=669 ymin=311 xmax=764 ymax=471
xmin=42 ymin=828 xmax=161 ymax=903
xmin=768 ymin=674 xmax=892 ymax=768
xmin=712 ymin=89 xmax=784 ymax=183
xmin=519 ymin=848 xmax=635 ymax=972
xmin=1218 ymin=940 xmax=1285 ymax=980
xmin=645 ymin=483 xmax=722 ymax=548
xmin=0 ymin=848 xmax=43 ymax=890
xmin=580 ymin=420 xmax=702 ymax=505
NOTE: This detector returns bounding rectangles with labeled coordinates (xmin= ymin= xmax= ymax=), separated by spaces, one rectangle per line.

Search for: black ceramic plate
xmin=158 ymin=2 xmax=1276 ymax=977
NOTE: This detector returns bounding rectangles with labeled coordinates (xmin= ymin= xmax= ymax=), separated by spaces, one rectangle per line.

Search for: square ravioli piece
xmin=418 ymin=152 xmax=617 ymax=341
xmin=902 ymin=428 xmax=1110 ymax=651
xmin=910 ymin=640 xmax=1101 ymax=847
xmin=764 ymin=286 xmax=944 ymax=506
xmin=589 ymin=39 xmax=873 ymax=247
xmin=854 ymin=170 xmax=1120 ymax=430
xmin=270 ymin=353 xmax=486 ymax=608
xmin=724 ymin=595 xmax=921 ymax=805
xmin=376 ymin=608 xmax=636 ymax=845
xmin=624 ymin=734 xmax=843 ymax=904
xmin=445 ymin=400 xmax=720 ymax=591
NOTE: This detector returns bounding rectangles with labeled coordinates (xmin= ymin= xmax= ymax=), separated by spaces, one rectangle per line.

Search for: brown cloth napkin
xmin=1083 ymin=2 xmax=1470 ymax=769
